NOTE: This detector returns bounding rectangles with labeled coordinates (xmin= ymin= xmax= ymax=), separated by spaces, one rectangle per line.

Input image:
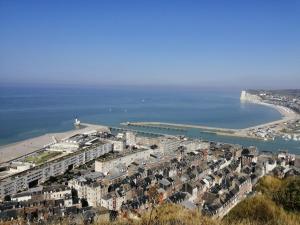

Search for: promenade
xmin=0 ymin=124 xmax=109 ymax=164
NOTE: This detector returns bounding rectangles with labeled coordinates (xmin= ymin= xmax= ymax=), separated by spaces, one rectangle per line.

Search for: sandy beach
xmin=240 ymin=102 xmax=300 ymax=131
xmin=124 ymin=101 xmax=300 ymax=141
xmin=0 ymin=124 xmax=109 ymax=164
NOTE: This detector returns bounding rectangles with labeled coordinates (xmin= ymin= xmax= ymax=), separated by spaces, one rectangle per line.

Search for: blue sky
xmin=0 ymin=1 xmax=299 ymax=89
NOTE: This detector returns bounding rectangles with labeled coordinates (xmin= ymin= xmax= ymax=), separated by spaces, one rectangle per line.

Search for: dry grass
xmin=2 ymin=202 xmax=300 ymax=225
xmin=92 ymin=204 xmax=218 ymax=225
xmin=224 ymin=195 xmax=300 ymax=225
xmin=92 ymin=201 xmax=300 ymax=225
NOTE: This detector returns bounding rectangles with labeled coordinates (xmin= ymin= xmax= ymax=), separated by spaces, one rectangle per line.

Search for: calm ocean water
xmin=0 ymin=85 xmax=299 ymax=154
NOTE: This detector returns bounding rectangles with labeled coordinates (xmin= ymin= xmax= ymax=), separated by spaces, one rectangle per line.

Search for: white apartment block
xmin=135 ymin=137 xmax=157 ymax=147
xmin=0 ymin=142 xmax=113 ymax=200
xmin=95 ymin=148 xmax=156 ymax=174
xmin=100 ymin=138 xmax=125 ymax=152
xmin=126 ymin=132 xmax=136 ymax=146
xmin=159 ymin=138 xmax=182 ymax=153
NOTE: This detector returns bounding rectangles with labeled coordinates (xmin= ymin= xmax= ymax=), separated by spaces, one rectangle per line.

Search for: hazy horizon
xmin=1 ymin=1 xmax=299 ymax=89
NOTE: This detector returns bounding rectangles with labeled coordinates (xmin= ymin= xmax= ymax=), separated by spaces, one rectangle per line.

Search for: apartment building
xmin=0 ymin=142 xmax=112 ymax=200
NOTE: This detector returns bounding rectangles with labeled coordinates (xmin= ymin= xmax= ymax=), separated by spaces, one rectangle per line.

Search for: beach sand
xmin=0 ymin=124 xmax=109 ymax=164
xmin=240 ymin=102 xmax=300 ymax=131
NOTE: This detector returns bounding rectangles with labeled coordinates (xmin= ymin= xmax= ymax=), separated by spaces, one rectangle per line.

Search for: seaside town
xmin=0 ymin=124 xmax=300 ymax=223
xmin=1 ymin=1 xmax=300 ymax=224
xmin=0 ymin=90 xmax=299 ymax=224
xmin=248 ymin=89 xmax=300 ymax=114
xmin=241 ymin=90 xmax=300 ymax=141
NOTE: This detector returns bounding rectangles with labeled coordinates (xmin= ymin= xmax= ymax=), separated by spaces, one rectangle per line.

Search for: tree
xmin=150 ymin=144 xmax=158 ymax=149
xmin=71 ymin=188 xmax=79 ymax=204
xmin=4 ymin=195 xmax=11 ymax=201
xmin=81 ymin=198 xmax=89 ymax=208
xmin=49 ymin=176 xmax=58 ymax=183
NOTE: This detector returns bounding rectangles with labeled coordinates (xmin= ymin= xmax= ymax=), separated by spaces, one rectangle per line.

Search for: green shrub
xmin=275 ymin=177 xmax=300 ymax=211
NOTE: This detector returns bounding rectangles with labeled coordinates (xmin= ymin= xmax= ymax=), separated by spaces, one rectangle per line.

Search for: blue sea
xmin=0 ymin=85 xmax=299 ymax=154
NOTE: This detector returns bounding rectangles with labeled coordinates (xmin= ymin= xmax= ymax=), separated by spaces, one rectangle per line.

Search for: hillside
xmin=97 ymin=176 xmax=300 ymax=225
xmin=1 ymin=176 xmax=299 ymax=225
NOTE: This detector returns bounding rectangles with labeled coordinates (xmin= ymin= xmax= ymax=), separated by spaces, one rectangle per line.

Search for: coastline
xmin=247 ymin=100 xmax=298 ymax=121
xmin=123 ymin=98 xmax=300 ymax=140
xmin=0 ymin=124 xmax=109 ymax=164
xmin=239 ymin=94 xmax=300 ymax=134
xmin=240 ymin=91 xmax=300 ymax=125
xmin=1 ymin=93 xmax=299 ymax=164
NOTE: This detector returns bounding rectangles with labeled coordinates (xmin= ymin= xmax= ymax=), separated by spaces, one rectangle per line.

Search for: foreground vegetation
xmin=255 ymin=175 xmax=300 ymax=211
xmin=2 ymin=176 xmax=300 ymax=225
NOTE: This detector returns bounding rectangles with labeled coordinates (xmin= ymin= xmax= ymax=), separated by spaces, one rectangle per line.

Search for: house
xmin=100 ymin=193 xmax=126 ymax=211
xmin=11 ymin=192 xmax=32 ymax=202
xmin=181 ymin=182 xmax=198 ymax=201
xmin=43 ymin=185 xmax=72 ymax=200
xmin=265 ymin=159 xmax=277 ymax=174
xmin=68 ymin=176 xmax=103 ymax=207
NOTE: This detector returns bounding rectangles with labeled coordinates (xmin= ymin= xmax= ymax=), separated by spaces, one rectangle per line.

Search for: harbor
xmin=122 ymin=91 xmax=300 ymax=141
xmin=1 ymin=90 xmax=300 ymax=164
